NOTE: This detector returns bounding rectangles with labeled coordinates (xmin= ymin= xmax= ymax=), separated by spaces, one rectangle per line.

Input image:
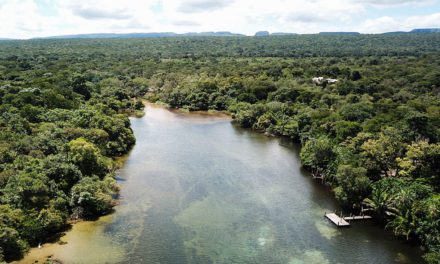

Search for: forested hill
xmin=0 ymin=34 xmax=439 ymax=263
xmin=1 ymin=33 xmax=440 ymax=59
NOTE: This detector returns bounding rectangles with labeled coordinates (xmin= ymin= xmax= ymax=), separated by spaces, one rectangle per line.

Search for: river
xmin=16 ymin=103 xmax=424 ymax=264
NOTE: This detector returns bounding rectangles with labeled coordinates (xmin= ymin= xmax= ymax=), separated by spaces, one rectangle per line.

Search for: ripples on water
xmin=16 ymin=104 xmax=424 ymax=264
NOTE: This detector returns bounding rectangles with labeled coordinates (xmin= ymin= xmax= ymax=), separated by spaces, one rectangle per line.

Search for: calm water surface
xmin=18 ymin=104 xmax=424 ymax=264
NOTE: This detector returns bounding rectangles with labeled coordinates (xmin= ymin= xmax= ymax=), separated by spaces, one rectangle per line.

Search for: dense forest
xmin=1 ymin=34 xmax=440 ymax=263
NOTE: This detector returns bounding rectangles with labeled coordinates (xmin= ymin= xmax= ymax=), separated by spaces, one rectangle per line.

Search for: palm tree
xmin=363 ymin=191 xmax=397 ymax=220
xmin=386 ymin=209 xmax=416 ymax=241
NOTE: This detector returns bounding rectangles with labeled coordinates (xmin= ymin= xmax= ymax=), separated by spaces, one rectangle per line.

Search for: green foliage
xmin=70 ymin=176 xmax=118 ymax=218
xmin=42 ymin=155 xmax=83 ymax=193
xmin=2 ymin=171 xmax=51 ymax=210
xmin=0 ymin=205 xmax=28 ymax=261
xmin=415 ymin=196 xmax=440 ymax=264
xmin=1 ymin=34 xmax=440 ymax=260
xmin=67 ymin=138 xmax=108 ymax=177
xmin=333 ymin=121 xmax=362 ymax=142
xmin=0 ymin=41 xmax=142 ymax=259
xmin=398 ymin=141 xmax=440 ymax=190
xmin=364 ymin=178 xmax=433 ymax=242
xmin=0 ymin=226 xmax=28 ymax=261
xmin=232 ymin=103 xmax=266 ymax=128
xmin=334 ymin=165 xmax=371 ymax=209
xmin=360 ymin=128 xmax=405 ymax=178
xmin=300 ymin=136 xmax=336 ymax=174
xmin=70 ymin=74 xmax=91 ymax=100
xmin=339 ymin=102 xmax=374 ymax=122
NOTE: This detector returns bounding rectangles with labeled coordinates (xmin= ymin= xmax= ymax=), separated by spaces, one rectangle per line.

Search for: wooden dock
xmin=325 ymin=212 xmax=373 ymax=227
xmin=325 ymin=213 xmax=350 ymax=227
xmin=344 ymin=215 xmax=372 ymax=221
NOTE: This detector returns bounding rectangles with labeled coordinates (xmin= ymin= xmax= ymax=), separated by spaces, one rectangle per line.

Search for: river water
xmin=17 ymin=104 xmax=424 ymax=264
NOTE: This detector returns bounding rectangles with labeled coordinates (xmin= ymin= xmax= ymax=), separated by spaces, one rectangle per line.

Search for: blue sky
xmin=0 ymin=0 xmax=439 ymax=38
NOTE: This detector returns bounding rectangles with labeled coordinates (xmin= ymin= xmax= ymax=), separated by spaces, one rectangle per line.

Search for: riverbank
xmin=12 ymin=103 xmax=234 ymax=264
xmin=13 ymin=103 xmax=424 ymax=264
xmin=13 ymin=214 xmax=124 ymax=264
xmin=145 ymin=100 xmax=232 ymax=119
xmin=148 ymin=100 xmax=429 ymax=260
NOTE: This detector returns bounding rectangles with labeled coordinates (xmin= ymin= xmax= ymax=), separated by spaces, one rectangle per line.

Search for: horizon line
xmin=1 ymin=28 xmax=439 ymax=40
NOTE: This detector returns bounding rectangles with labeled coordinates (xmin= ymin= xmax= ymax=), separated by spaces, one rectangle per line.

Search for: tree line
xmin=0 ymin=35 xmax=439 ymax=263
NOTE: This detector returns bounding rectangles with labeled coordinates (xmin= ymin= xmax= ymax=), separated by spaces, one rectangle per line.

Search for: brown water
xmin=16 ymin=104 xmax=424 ymax=264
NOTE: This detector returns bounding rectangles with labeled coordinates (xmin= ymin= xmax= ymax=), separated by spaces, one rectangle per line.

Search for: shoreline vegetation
xmin=1 ymin=34 xmax=439 ymax=263
xmin=11 ymin=104 xmax=230 ymax=264
xmin=0 ymin=58 xmax=145 ymax=261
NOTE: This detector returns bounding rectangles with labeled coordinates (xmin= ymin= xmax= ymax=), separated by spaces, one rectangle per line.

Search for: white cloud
xmin=359 ymin=13 xmax=440 ymax=33
xmin=177 ymin=0 xmax=234 ymax=13
xmin=360 ymin=16 xmax=398 ymax=33
xmin=0 ymin=0 xmax=439 ymax=38
xmin=355 ymin=0 xmax=435 ymax=6
xmin=170 ymin=20 xmax=201 ymax=27
xmin=0 ymin=0 xmax=49 ymax=36
xmin=157 ymin=0 xmax=366 ymax=34
xmin=72 ymin=6 xmax=132 ymax=20
xmin=405 ymin=12 xmax=440 ymax=28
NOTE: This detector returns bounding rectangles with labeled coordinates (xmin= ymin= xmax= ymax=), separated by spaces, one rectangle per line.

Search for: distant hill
xmin=39 ymin=33 xmax=177 ymax=39
xmin=410 ymin=28 xmax=440 ymax=33
xmin=255 ymin=31 xmax=297 ymax=36
xmin=35 ymin=32 xmax=244 ymax=39
xmin=182 ymin=31 xmax=244 ymax=36
xmin=170 ymin=31 xmax=244 ymax=37
xmin=382 ymin=31 xmax=407 ymax=34
xmin=255 ymin=31 xmax=270 ymax=37
xmin=384 ymin=28 xmax=440 ymax=34
xmin=270 ymin=32 xmax=298 ymax=36
xmin=319 ymin=32 xmax=361 ymax=35
xmin=10 ymin=28 xmax=440 ymax=40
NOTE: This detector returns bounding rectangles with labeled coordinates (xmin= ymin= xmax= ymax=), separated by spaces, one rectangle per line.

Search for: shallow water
xmin=17 ymin=104 xmax=424 ymax=264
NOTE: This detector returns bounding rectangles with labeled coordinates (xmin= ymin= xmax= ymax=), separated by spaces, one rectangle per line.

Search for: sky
xmin=0 ymin=0 xmax=439 ymax=39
